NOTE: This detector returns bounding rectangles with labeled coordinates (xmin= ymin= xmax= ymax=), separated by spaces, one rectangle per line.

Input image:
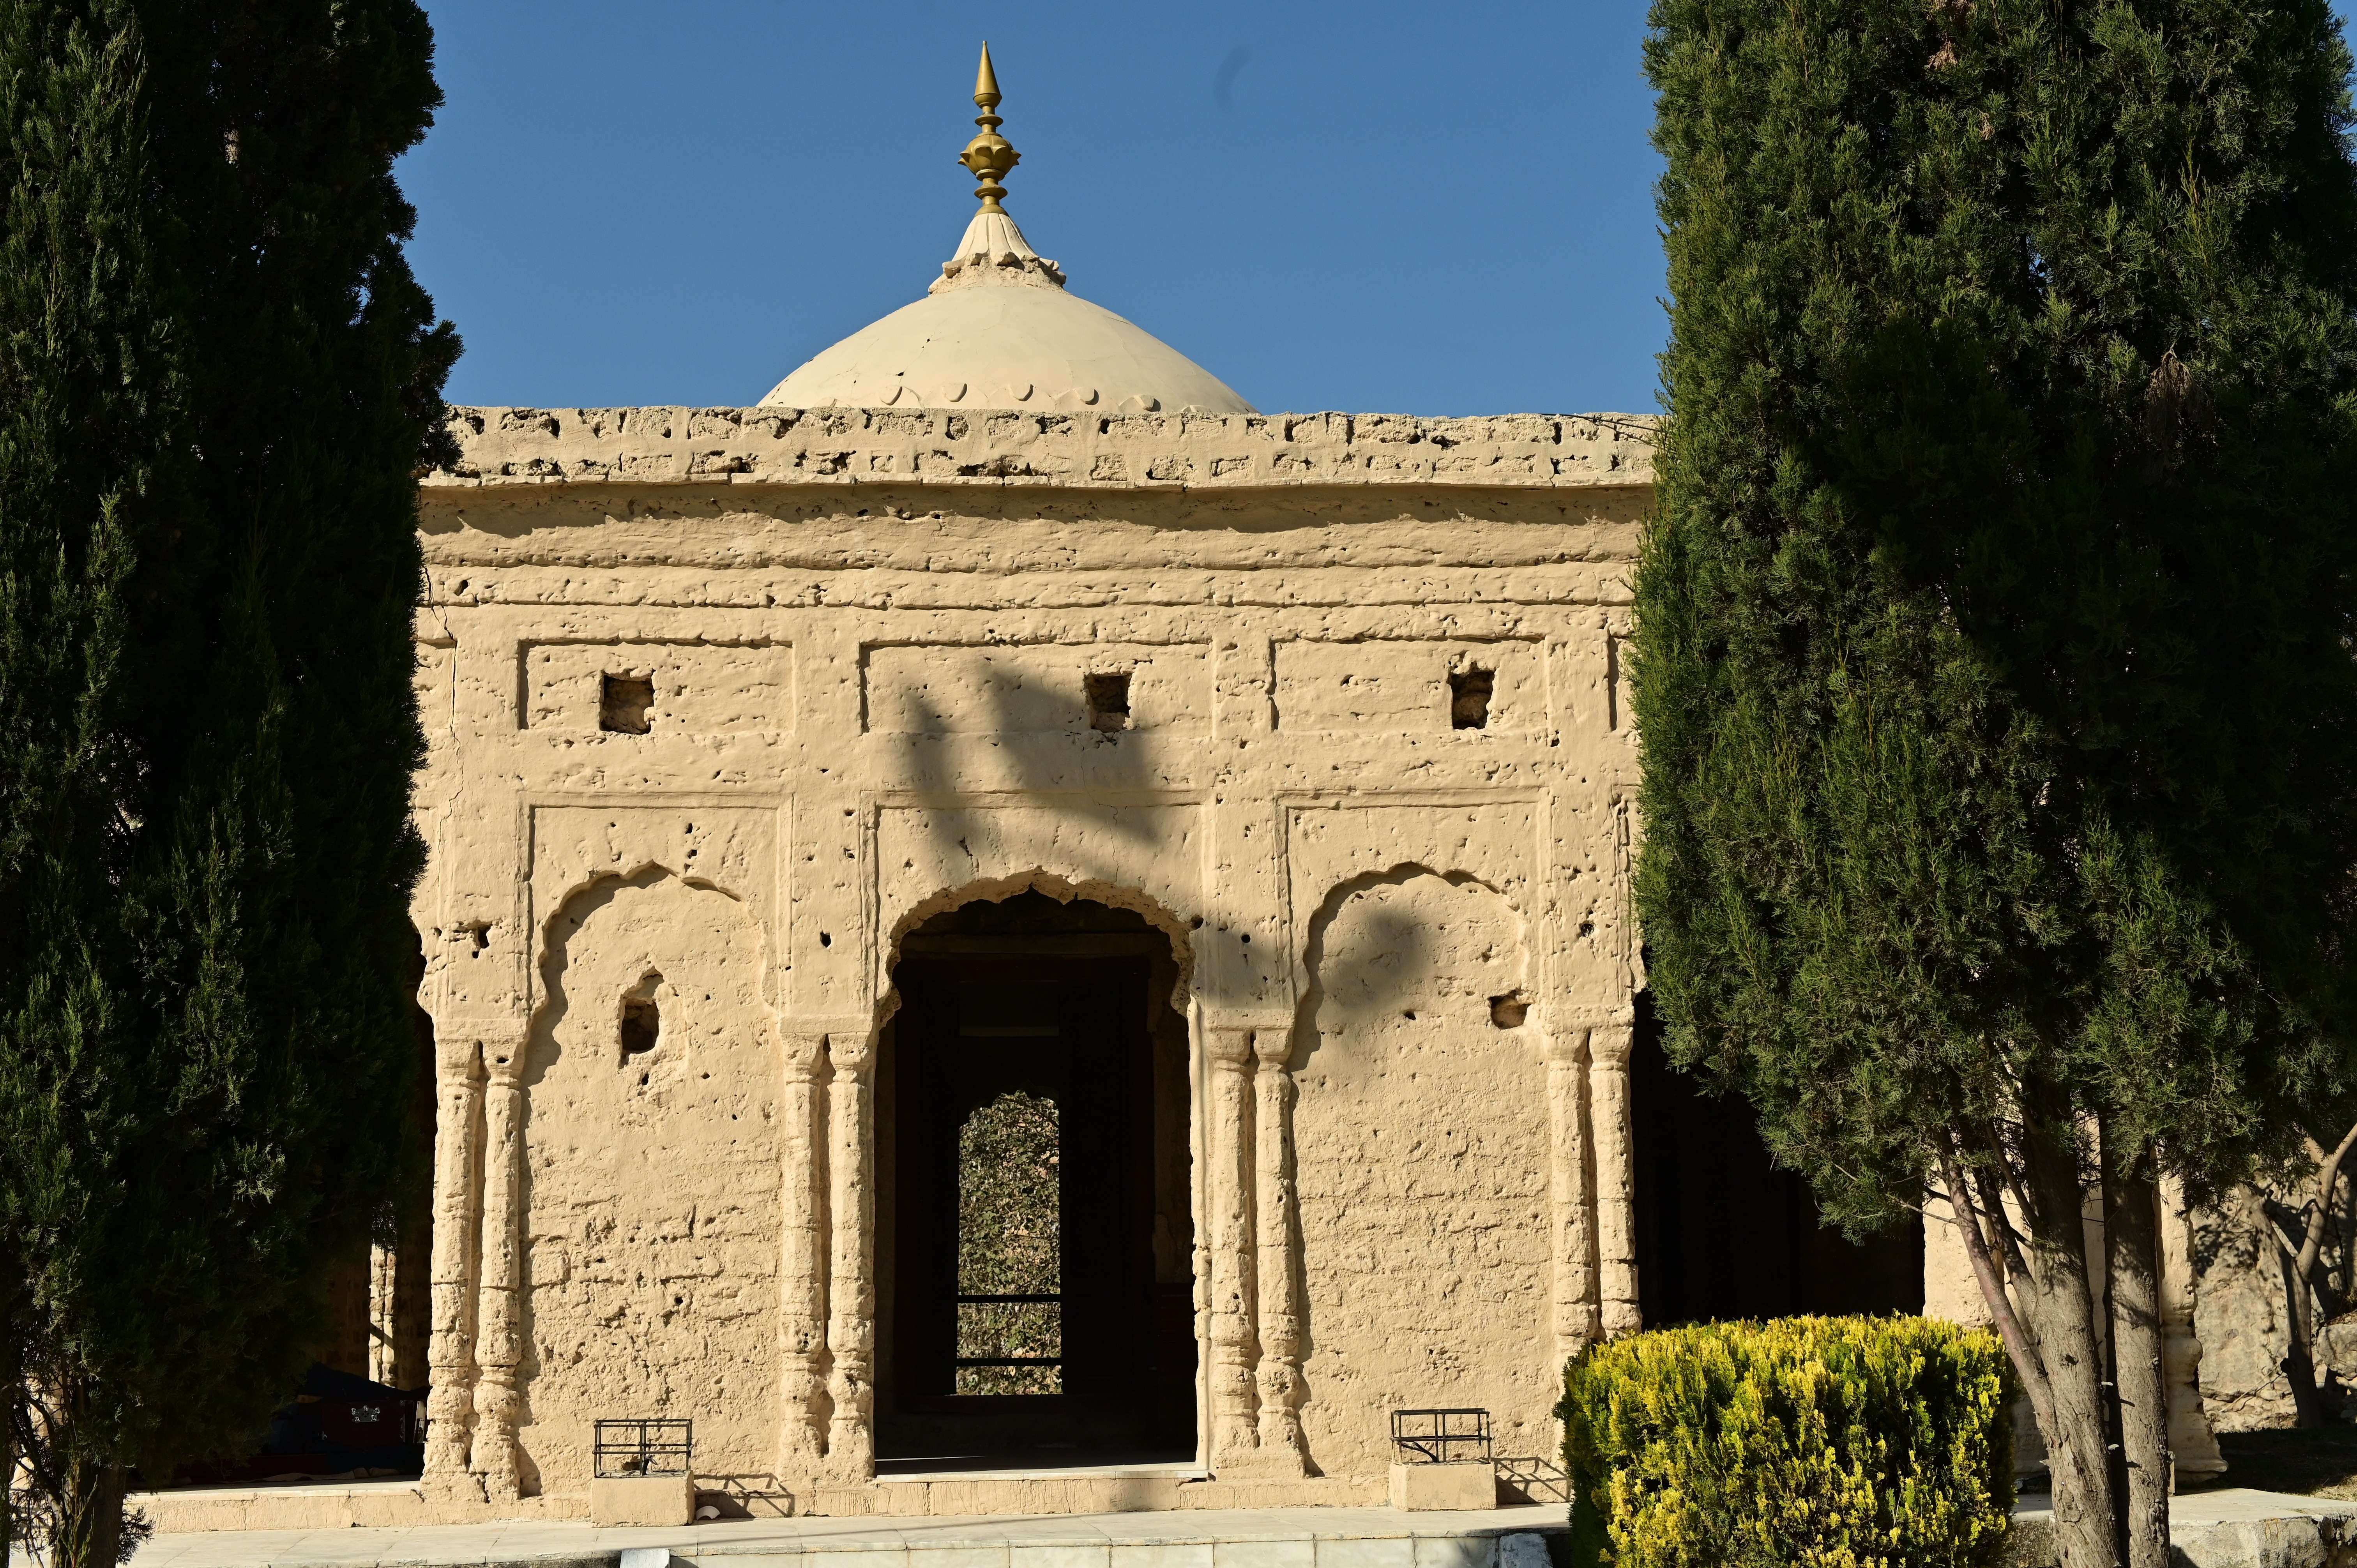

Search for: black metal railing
xmin=593 ymin=1417 xmax=693 ymax=1478
xmin=1391 ymin=1407 xmax=1493 ymax=1465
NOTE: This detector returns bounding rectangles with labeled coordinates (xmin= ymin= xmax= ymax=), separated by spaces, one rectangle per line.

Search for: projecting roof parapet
xmin=425 ymin=407 xmax=1658 ymax=492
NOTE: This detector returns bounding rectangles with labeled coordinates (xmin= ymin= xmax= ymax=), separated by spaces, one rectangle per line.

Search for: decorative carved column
xmin=422 ymin=1030 xmax=486 ymax=1497
xmin=469 ymin=1026 xmax=531 ymax=1500
xmin=1543 ymin=1023 xmax=1600 ymax=1363
xmin=369 ymin=1239 xmax=398 ymax=1385
xmin=1204 ymin=1022 xmax=1262 ymax=1469
xmin=777 ymin=1027 xmax=830 ymax=1486
xmin=1251 ymin=1026 xmax=1309 ymax=1472
xmin=1588 ymin=1019 xmax=1641 ymax=1337
xmin=2159 ymin=1172 xmax=2225 ymax=1485
xmin=822 ymin=1027 xmax=877 ymax=1481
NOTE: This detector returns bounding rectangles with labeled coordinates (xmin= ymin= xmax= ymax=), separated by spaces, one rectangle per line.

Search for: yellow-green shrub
xmin=1556 ymin=1315 xmax=2014 ymax=1568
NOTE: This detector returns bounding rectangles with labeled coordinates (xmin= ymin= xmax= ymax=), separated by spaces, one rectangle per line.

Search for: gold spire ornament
xmin=958 ymin=43 xmax=1020 ymax=212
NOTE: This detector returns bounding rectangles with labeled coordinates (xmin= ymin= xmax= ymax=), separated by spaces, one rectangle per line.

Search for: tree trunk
xmin=2018 ymin=1097 xmax=2122 ymax=1568
xmin=1942 ymin=1137 xmax=2057 ymax=1433
xmin=53 ymin=1450 xmax=124 ymax=1568
xmin=38 ymin=1362 xmax=125 ymax=1568
xmin=0 ymin=1301 xmax=17 ymax=1568
xmin=2283 ymin=1120 xmax=2357 ymax=1427
xmin=2105 ymin=1137 xmax=2170 ymax=1568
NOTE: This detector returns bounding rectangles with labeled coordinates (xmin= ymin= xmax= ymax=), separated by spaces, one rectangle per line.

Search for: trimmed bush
xmin=1557 ymin=1315 xmax=2014 ymax=1568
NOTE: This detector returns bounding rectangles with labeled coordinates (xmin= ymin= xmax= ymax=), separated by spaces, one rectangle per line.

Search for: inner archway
xmin=877 ymin=890 xmax=1196 ymax=1471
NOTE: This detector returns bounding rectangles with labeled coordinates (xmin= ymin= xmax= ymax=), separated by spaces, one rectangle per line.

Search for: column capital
xmin=1204 ymin=1024 xmax=1256 ymax=1067
xmin=1203 ymin=1011 xmax=1289 ymax=1068
xmin=434 ymin=1035 xmax=485 ymax=1081
xmin=782 ymin=1012 xmax=870 ymax=1040
xmin=1588 ymin=1022 xmax=1636 ymax=1067
xmin=1250 ymin=1026 xmax=1295 ymax=1069
xmin=1539 ymin=1026 xmax=1592 ymax=1067
xmin=777 ymin=1026 xmax=828 ymax=1079
xmin=430 ymin=1015 xmax=528 ymax=1079
xmin=784 ymin=1014 xmax=873 ymax=1073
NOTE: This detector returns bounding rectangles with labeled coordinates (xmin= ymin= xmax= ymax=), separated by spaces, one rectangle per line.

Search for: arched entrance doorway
xmin=877 ymin=892 xmax=1197 ymax=1469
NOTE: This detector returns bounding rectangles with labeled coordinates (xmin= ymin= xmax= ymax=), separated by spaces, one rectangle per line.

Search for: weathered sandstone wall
xmin=405 ymin=406 xmax=1653 ymax=1517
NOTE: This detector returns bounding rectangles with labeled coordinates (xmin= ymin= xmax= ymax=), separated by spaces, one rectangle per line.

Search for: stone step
xmin=115 ymin=1505 xmax=1566 ymax=1568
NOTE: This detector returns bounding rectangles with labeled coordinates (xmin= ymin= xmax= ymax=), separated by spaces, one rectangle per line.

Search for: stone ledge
xmin=2008 ymin=1489 xmax=2357 ymax=1568
xmin=424 ymin=408 xmax=1658 ymax=494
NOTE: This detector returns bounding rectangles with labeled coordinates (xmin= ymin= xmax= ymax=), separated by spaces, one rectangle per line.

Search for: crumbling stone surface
xmin=1294 ymin=870 xmax=1551 ymax=1481
xmin=407 ymin=407 xmax=1652 ymax=1520
xmin=523 ymin=866 xmax=781 ymax=1496
xmin=425 ymin=407 xmax=1658 ymax=493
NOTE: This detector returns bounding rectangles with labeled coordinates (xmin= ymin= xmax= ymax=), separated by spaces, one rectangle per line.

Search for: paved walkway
xmin=58 ymin=1483 xmax=2357 ymax=1568
xmin=112 ymin=1504 xmax=1565 ymax=1568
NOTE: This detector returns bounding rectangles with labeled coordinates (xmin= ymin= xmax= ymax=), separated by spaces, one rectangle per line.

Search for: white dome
xmin=760 ymin=166 xmax=1254 ymax=414
xmin=759 ymin=277 xmax=1255 ymax=415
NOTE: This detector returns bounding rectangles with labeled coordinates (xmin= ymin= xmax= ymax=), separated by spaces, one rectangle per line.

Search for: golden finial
xmin=958 ymin=42 xmax=1020 ymax=214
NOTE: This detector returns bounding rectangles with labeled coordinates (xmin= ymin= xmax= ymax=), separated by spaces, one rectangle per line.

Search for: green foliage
xmin=956 ymin=1090 xmax=1061 ymax=1395
xmin=0 ymin=0 xmax=456 ymax=1540
xmin=1634 ymin=0 xmax=2357 ymax=1224
xmin=1558 ymin=1317 xmax=2015 ymax=1568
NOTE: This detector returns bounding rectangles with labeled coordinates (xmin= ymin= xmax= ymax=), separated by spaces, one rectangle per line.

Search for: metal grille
xmin=1391 ymin=1407 xmax=1493 ymax=1464
xmin=593 ymin=1418 xmax=693 ymax=1478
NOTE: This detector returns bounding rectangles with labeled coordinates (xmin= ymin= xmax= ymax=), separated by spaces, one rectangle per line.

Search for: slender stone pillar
xmin=777 ymin=1027 xmax=830 ymax=1485
xmin=2159 ymin=1172 xmax=2225 ymax=1485
xmin=369 ymin=1239 xmax=398 ymax=1386
xmin=1204 ymin=1023 xmax=1261 ymax=1469
xmin=1543 ymin=1023 xmax=1600 ymax=1362
xmin=1251 ymin=1026 xmax=1309 ymax=1472
xmin=823 ymin=1027 xmax=877 ymax=1481
xmin=422 ymin=1029 xmax=486 ymax=1498
xmin=470 ymin=1027 xmax=531 ymax=1500
xmin=1589 ymin=1019 xmax=1641 ymax=1337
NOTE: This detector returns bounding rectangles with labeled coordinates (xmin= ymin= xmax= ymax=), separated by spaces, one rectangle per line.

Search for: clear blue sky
xmin=398 ymin=2 xmax=1663 ymax=418
xmin=399 ymin=2 xmax=2357 ymax=420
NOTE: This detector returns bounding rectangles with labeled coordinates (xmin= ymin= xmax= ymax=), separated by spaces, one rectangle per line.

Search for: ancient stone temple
xmin=365 ymin=49 xmax=2221 ymax=1528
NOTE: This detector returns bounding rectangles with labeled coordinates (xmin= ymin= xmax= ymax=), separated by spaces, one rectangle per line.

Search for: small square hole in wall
xmin=600 ymin=673 xmax=654 ymax=734
xmin=1450 ymin=668 xmax=1494 ymax=730
xmin=620 ymin=992 xmax=660 ymax=1058
xmin=1085 ymin=671 xmax=1132 ymax=733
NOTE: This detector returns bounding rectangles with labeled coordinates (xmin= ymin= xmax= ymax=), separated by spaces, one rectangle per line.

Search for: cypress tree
xmin=0 ymin=4 xmax=455 ymax=1561
xmin=1635 ymin=5 xmax=2357 ymax=1568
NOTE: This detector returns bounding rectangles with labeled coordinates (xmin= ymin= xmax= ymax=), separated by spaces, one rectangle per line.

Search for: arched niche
xmin=1287 ymin=865 xmax=1554 ymax=1482
xmin=517 ymin=865 xmax=781 ymax=1497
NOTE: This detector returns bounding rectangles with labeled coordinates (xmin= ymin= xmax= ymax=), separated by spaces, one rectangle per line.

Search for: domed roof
xmin=760 ymin=48 xmax=1254 ymax=416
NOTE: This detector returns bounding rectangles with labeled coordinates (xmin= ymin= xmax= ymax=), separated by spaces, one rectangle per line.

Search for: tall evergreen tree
xmin=1635 ymin=5 xmax=2357 ymax=1568
xmin=0 ymin=4 xmax=455 ymax=1561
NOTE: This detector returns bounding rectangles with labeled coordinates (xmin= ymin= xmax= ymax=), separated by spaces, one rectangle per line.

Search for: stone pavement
xmin=110 ymin=1504 xmax=1565 ymax=1568
xmin=78 ymin=1485 xmax=2357 ymax=1568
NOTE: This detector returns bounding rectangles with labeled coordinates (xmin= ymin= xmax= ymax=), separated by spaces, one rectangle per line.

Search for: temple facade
xmin=325 ymin=49 xmax=2231 ymax=1529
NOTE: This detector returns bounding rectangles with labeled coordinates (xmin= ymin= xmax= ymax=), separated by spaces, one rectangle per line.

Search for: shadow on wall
xmin=1630 ymin=992 xmax=1923 ymax=1325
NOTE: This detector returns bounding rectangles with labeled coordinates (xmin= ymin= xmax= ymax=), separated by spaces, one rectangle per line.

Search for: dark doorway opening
xmin=878 ymin=893 xmax=1196 ymax=1471
xmin=1630 ymin=992 xmax=1923 ymax=1325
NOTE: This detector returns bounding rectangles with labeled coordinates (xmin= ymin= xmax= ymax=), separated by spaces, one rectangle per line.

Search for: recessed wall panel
xmin=1273 ymin=638 xmax=1542 ymax=733
xmin=864 ymin=643 xmax=1210 ymax=734
xmin=523 ymin=641 xmax=790 ymax=733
